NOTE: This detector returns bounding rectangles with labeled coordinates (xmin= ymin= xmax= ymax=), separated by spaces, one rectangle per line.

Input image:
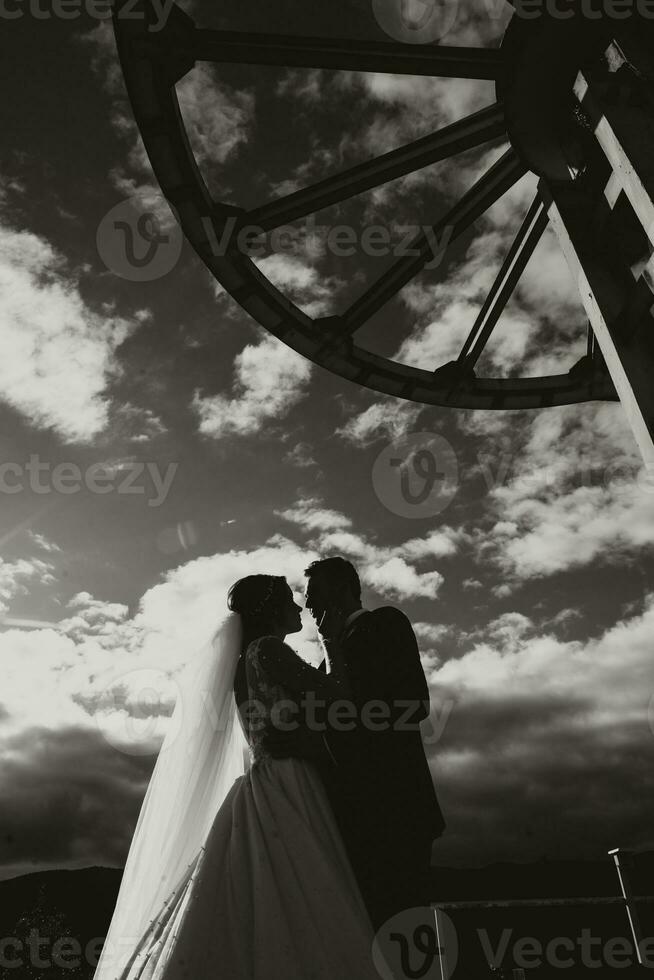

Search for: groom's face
xmin=304 ymin=575 xmax=333 ymax=626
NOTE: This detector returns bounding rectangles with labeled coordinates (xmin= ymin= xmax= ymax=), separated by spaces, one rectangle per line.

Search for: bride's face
xmin=279 ymin=585 xmax=303 ymax=636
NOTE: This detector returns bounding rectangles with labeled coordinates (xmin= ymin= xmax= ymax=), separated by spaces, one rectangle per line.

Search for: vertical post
xmin=542 ymin=37 xmax=654 ymax=468
xmin=542 ymin=176 xmax=654 ymax=469
xmin=608 ymin=847 xmax=644 ymax=965
xmin=433 ymin=907 xmax=447 ymax=980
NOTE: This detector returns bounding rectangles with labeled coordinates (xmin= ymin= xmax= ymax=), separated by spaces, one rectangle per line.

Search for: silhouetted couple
xmin=94 ymin=557 xmax=444 ymax=980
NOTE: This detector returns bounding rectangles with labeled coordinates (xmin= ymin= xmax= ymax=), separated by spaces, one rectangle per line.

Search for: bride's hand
xmin=317 ymin=606 xmax=348 ymax=643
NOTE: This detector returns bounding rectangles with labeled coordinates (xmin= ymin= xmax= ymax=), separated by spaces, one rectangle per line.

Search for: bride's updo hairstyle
xmin=227 ymin=574 xmax=287 ymax=637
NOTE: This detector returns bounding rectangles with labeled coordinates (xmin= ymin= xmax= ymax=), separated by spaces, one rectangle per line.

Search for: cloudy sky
xmin=0 ymin=0 xmax=653 ymax=882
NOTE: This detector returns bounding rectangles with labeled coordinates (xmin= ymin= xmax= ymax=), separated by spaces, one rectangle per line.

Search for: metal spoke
xmin=341 ymin=147 xmax=526 ymax=334
xmin=246 ymin=103 xmax=507 ymax=231
xmin=459 ymin=193 xmax=549 ymax=369
xmin=157 ymin=27 xmax=505 ymax=79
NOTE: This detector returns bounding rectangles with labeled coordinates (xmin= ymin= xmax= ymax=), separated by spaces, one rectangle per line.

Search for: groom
xmin=302 ymin=556 xmax=445 ymax=930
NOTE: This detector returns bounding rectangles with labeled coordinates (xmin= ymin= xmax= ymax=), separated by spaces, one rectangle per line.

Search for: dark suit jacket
xmin=320 ymin=607 xmax=445 ymax=860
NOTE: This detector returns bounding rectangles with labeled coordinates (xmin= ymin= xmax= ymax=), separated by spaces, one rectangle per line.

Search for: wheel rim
xmin=112 ymin=1 xmax=619 ymax=410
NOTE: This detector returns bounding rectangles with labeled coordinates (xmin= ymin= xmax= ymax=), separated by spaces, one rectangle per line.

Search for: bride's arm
xmin=251 ymin=635 xmax=353 ymax=702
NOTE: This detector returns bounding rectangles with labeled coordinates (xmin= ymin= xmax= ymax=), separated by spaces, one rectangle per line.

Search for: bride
xmin=93 ymin=574 xmax=380 ymax=980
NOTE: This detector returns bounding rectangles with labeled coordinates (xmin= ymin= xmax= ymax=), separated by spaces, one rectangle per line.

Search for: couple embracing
xmin=94 ymin=557 xmax=445 ymax=980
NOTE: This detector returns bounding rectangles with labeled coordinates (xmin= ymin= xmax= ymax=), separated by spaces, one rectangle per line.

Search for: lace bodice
xmin=237 ymin=634 xmax=351 ymax=767
xmin=240 ymin=638 xmax=303 ymax=766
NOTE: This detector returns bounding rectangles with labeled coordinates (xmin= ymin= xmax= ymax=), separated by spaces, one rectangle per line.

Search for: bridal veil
xmin=93 ymin=611 xmax=247 ymax=980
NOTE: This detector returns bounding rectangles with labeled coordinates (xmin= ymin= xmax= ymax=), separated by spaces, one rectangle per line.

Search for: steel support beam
xmin=543 ymin=176 xmax=654 ymax=468
xmin=247 ymin=103 xmax=507 ymax=231
xmin=575 ymin=66 xmax=654 ymax=253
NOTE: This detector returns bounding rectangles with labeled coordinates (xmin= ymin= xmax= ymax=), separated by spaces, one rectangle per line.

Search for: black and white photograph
xmin=0 ymin=1 xmax=653 ymax=977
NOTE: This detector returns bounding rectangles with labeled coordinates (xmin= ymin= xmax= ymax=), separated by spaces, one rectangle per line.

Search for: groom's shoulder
xmin=367 ymin=605 xmax=412 ymax=631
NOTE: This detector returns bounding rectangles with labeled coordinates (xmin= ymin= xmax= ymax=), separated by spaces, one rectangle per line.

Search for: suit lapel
xmin=318 ymin=612 xmax=370 ymax=672
xmin=342 ymin=610 xmax=370 ymax=653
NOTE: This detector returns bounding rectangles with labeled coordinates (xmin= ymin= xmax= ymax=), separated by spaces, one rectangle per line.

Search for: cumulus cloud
xmin=0 ymin=538 xmax=324 ymax=746
xmin=365 ymin=556 xmax=444 ymax=600
xmin=177 ymin=63 xmax=254 ymax=173
xmin=336 ymin=400 xmax=421 ymax=447
xmin=253 ymin=254 xmax=343 ymax=318
xmin=0 ymin=536 xmax=324 ymax=878
xmin=278 ymin=498 xmax=458 ymax=600
xmin=192 ymin=333 xmax=312 ymax=438
xmin=428 ymin=597 xmax=654 ymax=864
xmin=414 ymin=621 xmax=450 ymax=645
xmin=276 ymin=498 xmax=352 ymax=533
xmin=0 ymin=558 xmax=56 ymax=618
xmin=0 ymin=217 xmax=140 ymax=443
xmin=112 ymin=402 xmax=167 ymax=443
xmin=283 ymin=441 xmax=318 ymax=469
xmin=27 ymin=532 xmax=62 ymax=553
xmin=461 ymin=402 xmax=654 ymax=580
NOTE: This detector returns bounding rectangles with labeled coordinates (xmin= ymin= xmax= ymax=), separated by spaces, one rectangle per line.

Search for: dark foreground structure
xmin=0 ymin=853 xmax=652 ymax=978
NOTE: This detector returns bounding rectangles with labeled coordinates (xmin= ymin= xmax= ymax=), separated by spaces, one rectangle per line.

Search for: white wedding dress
xmin=96 ymin=621 xmax=379 ymax=980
